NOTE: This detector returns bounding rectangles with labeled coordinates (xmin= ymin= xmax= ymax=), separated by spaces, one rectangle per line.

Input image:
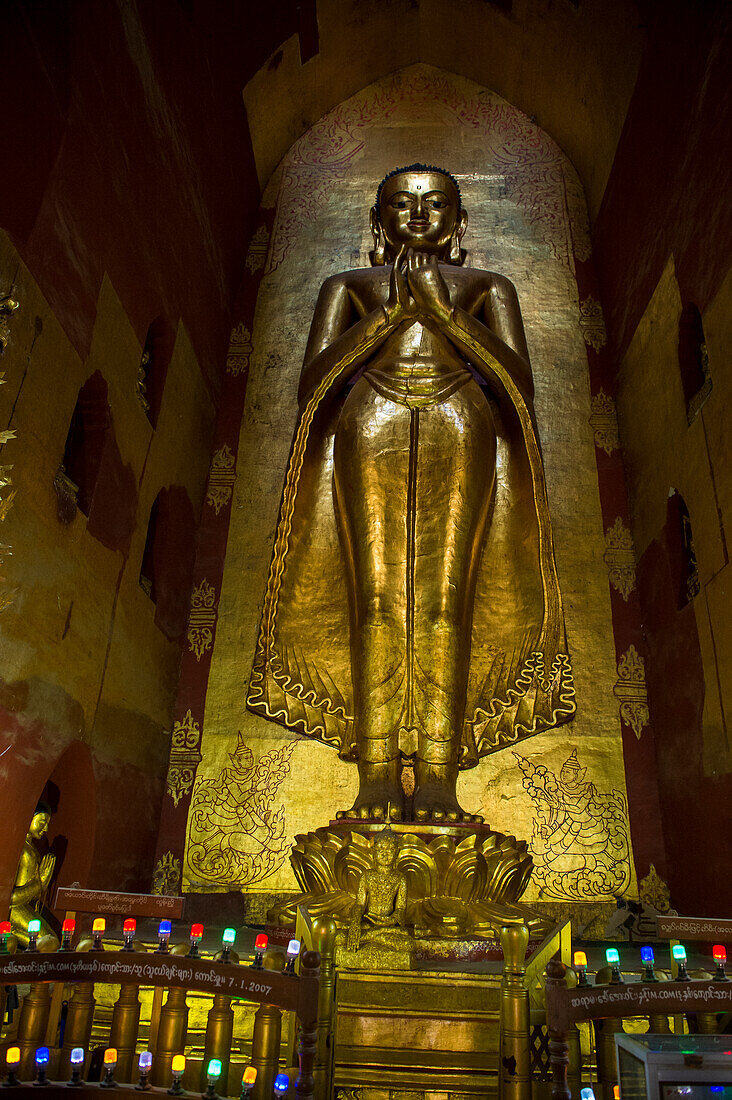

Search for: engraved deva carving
xmin=185 ymin=736 xmax=295 ymax=890
xmin=613 ymin=644 xmax=649 ymax=740
xmin=269 ymin=823 xmax=548 ymax=937
xmin=515 ymin=750 xmax=631 ymax=901
xmin=336 ymin=830 xmax=413 ymax=970
xmin=226 ymin=323 xmax=253 ymax=377
xmin=166 ymin=709 xmax=203 ymax=807
xmin=246 ymin=163 xmax=575 ymax=825
xmin=151 ymin=851 xmax=182 ymax=896
xmin=578 ymin=297 xmax=607 ymax=352
xmin=603 ymin=517 xmax=637 ymax=601
xmin=186 ymin=578 xmax=218 ymax=661
xmin=589 ymin=390 xmax=619 ymax=456
xmin=205 ymin=443 xmax=236 ymax=515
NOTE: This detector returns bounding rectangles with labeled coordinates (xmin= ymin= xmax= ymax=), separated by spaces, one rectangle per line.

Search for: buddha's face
xmin=374 ymin=834 xmax=397 ymax=868
xmin=377 ymin=170 xmax=461 ymax=258
xmin=29 ymin=812 xmax=51 ymax=839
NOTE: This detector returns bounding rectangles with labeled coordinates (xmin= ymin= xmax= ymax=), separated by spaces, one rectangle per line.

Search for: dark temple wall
xmin=595 ymin=0 xmax=732 ymax=915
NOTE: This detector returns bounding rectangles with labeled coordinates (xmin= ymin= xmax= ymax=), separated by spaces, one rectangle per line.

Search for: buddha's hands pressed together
xmin=39 ymin=853 xmax=56 ymax=885
xmin=406 ymin=249 xmax=452 ymax=323
xmin=385 ymin=244 xmax=417 ymax=324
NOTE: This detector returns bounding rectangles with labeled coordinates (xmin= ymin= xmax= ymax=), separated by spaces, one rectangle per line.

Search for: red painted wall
xmin=594 ymin=0 xmax=732 ymax=357
xmin=637 ymin=527 xmax=732 ymax=917
xmin=594 ymin=0 xmax=732 ymax=915
xmin=3 ymin=0 xmax=311 ymax=399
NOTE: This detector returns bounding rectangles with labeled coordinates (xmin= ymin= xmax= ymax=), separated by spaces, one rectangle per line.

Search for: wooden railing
xmin=0 ymin=946 xmax=320 ymax=1098
xmin=544 ymin=959 xmax=732 ymax=1100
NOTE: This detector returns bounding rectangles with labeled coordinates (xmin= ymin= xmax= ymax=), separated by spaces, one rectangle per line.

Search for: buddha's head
xmin=373 ymin=829 xmax=398 ymax=869
xmin=29 ymin=801 xmax=52 ymax=840
xmin=371 ymin=164 xmax=467 ymax=266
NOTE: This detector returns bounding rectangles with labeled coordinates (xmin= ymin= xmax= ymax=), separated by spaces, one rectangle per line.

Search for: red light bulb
xmin=191 ymin=923 xmax=203 ymax=940
xmin=713 ymin=945 xmax=726 ymax=962
xmin=255 ymin=934 xmax=268 ymax=951
xmin=124 ymin=919 xmax=136 ymax=934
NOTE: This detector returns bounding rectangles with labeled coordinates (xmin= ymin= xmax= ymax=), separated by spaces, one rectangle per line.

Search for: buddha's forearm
xmin=11 ymin=877 xmax=41 ymax=907
xmin=297 ymin=306 xmax=401 ymax=406
xmin=445 ymin=306 xmax=534 ymax=409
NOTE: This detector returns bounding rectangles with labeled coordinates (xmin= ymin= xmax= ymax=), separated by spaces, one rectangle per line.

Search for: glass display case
xmin=616 ymin=1034 xmax=732 ymax=1099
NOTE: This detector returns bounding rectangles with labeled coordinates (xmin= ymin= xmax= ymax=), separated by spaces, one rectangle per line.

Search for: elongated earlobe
xmin=370 ymin=206 xmax=386 ymax=266
xmin=449 ymin=208 xmax=468 ymax=265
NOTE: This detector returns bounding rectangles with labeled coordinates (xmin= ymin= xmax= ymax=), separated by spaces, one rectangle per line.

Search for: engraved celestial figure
xmin=247 ymin=164 xmax=575 ymax=823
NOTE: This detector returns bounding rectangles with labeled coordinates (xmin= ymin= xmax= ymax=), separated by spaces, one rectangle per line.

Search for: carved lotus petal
xmin=426 ymin=835 xmax=458 ymax=887
xmin=333 ymin=831 xmax=373 ymax=893
xmin=442 ymin=844 xmax=486 ymax=902
xmin=290 ymin=831 xmax=342 ymax=894
xmin=394 ymin=835 xmax=437 ymax=901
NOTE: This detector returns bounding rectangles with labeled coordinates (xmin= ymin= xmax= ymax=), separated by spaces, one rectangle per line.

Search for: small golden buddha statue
xmin=10 ymin=802 xmax=59 ymax=949
xmin=248 ymin=163 xmax=575 ymax=824
xmin=335 ymin=830 xmax=412 ymax=969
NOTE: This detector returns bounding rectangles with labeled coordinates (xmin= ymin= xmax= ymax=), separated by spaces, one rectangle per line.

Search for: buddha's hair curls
xmin=375 ymin=164 xmax=462 ymax=211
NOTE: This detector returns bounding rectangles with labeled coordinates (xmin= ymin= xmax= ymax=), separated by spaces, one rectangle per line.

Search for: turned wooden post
xmin=109 ymin=982 xmax=142 ymax=1082
xmin=150 ymin=945 xmax=190 ymax=1087
xmin=593 ymin=967 xmax=623 ymax=1100
xmin=202 ymin=993 xmax=235 ymax=1090
xmin=499 ymin=923 xmax=531 ymax=1100
xmin=295 ymin=950 xmax=320 ymax=1100
xmin=251 ymin=1002 xmax=283 ymax=1100
xmin=16 ymin=981 xmax=52 ymax=1079
xmin=545 ymin=958 xmax=571 ymax=1100
xmin=311 ymin=917 xmax=336 ymax=1100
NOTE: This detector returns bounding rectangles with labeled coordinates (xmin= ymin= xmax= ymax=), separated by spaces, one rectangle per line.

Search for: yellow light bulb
xmin=172 ymin=1055 xmax=186 ymax=1074
xmin=573 ymin=950 xmax=587 ymax=968
xmin=92 ymin=918 xmax=106 ymax=933
xmin=104 ymin=1048 xmax=117 ymax=1066
xmin=243 ymin=1066 xmax=258 ymax=1085
xmin=6 ymin=1048 xmax=20 ymax=1067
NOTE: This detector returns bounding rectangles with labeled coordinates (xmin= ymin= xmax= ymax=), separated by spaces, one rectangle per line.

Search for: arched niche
xmin=41 ymin=740 xmax=97 ymax=911
xmin=183 ymin=66 xmax=635 ymax=906
xmin=140 ymin=486 xmax=197 ymax=640
xmin=0 ymin=737 xmax=95 ymax=917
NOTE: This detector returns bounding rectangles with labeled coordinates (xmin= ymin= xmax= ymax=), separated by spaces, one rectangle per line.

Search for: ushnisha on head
xmin=370 ymin=163 xmax=467 ymax=266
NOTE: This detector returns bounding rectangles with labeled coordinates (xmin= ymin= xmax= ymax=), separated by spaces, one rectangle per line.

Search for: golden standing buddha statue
xmin=10 ymin=802 xmax=58 ymax=948
xmin=248 ymin=164 xmax=575 ymax=824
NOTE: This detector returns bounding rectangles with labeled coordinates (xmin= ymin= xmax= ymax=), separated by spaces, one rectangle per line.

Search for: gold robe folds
xmin=247 ymin=304 xmax=576 ymax=770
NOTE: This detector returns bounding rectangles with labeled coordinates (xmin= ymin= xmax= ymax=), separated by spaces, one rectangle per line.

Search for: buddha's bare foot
xmin=336 ymin=783 xmax=403 ymax=822
xmin=412 ymin=786 xmax=483 ymax=824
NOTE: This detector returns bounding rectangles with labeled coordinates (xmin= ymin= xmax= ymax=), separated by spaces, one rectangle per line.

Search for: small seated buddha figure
xmin=10 ymin=802 xmax=59 ymax=949
xmin=336 ymin=830 xmax=413 ymax=970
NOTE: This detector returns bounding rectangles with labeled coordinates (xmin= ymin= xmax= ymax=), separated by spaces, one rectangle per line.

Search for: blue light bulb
xmin=641 ymin=946 xmax=654 ymax=965
xmin=35 ymin=1047 xmax=50 ymax=1066
xmin=274 ymin=1072 xmax=289 ymax=1094
xmin=159 ymin=920 xmax=172 ymax=935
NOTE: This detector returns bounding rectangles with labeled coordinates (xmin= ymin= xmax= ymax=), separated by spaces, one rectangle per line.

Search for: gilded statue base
xmin=268 ymin=820 xmax=552 ymax=947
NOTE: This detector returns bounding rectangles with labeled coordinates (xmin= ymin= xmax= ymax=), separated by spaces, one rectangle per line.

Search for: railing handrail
xmin=0 ymin=950 xmax=318 ymax=1018
xmin=544 ymin=959 xmax=732 ymax=1100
